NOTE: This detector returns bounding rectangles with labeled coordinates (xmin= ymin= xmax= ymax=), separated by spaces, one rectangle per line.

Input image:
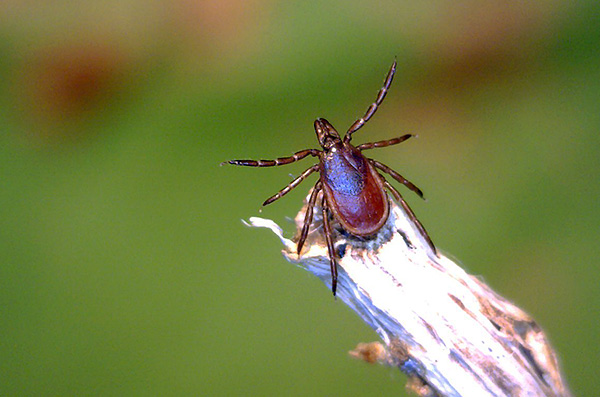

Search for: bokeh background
xmin=1 ymin=1 xmax=598 ymax=395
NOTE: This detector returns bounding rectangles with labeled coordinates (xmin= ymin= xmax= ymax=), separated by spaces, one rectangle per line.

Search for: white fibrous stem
xmin=246 ymin=192 xmax=570 ymax=397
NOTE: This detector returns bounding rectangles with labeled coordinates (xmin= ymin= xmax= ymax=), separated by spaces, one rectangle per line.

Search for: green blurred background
xmin=1 ymin=1 xmax=598 ymax=395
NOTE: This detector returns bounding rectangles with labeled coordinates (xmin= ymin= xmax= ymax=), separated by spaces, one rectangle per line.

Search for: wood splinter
xmin=247 ymin=193 xmax=571 ymax=397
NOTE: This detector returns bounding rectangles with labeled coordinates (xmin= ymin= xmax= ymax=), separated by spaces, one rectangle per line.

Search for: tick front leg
xmin=356 ymin=134 xmax=413 ymax=151
xmin=296 ymin=180 xmax=322 ymax=255
xmin=321 ymin=195 xmax=338 ymax=296
xmin=344 ymin=59 xmax=397 ymax=142
xmin=369 ymin=159 xmax=424 ymax=199
xmin=223 ymin=149 xmax=320 ymax=167
xmin=263 ymin=165 xmax=319 ymax=206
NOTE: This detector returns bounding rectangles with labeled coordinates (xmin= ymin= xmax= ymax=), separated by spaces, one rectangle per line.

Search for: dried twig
xmin=247 ymin=192 xmax=570 ymax=397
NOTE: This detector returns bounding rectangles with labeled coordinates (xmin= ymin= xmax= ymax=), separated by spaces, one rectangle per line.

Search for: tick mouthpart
xmin=314 ymin=118 xmax=341 ymax=148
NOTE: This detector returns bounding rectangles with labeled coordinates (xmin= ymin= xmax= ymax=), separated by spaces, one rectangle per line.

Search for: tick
xmin=225 ymin=60 xmax=433 ymax=295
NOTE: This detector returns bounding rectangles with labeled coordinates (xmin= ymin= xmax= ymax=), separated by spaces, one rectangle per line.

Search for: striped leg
xmin=321 ymin=195 xmax=338 ymax=296
xmin=224 ymin=149 xmax=320 ymax=167
xmin=296 ymin=181 xmax=322 ymax=254
xmin=357 ymin=134 xmax=413 ymax=151
xmin=369 ymin=159 xmax=424 ymax=199
xmin=263 ymin=165 xmax=319 ymax=206
xmin=380 ymin=178 xmax=436 ymax=253
xmin=344 ymin=59 xmax=397 ymax=142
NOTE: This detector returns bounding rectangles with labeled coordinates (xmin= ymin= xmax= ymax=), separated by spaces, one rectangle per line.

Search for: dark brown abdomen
xmin=320 ymin=144 xmax=389 ymax=236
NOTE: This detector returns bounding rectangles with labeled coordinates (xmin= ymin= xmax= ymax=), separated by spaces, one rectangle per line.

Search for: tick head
xmin=314 ymin=118 xmax=341 ymax=150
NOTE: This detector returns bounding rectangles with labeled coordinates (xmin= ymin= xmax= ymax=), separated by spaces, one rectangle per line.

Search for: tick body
xmin=317 ymin=119 xmax=389 ymax=236
xmin=225 ymin=60 xmax=434 ymax=295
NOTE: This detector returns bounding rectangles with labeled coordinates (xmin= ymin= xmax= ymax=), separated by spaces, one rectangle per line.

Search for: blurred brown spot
xmin=423 ymin=2 xmax=562 ymax=89
xmin=17 ymin=40 xmax=129 ymax=139
xmin=385 ymin=2 xmax=567 ymax=168
xmin=171 ymin=0 xmax=266 ymax=53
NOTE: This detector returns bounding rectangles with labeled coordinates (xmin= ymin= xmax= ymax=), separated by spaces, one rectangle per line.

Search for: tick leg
xmin=296 ymin=180 xmax=322 ymax=255
xmin=321 ymin=195 xmax=338 ymax=296
xmin=381 ymin=178 xmax=436 ymax=254
xmin=224 ymin=149 xmax=320 ymax=167
xmin=263 ymin=165 xmax=319 ymax=206
xmin=344 ymin=59 xmax=397 ymax=143
xmin=356 ymin=134 xmax=413 ymax=151
xmin=369 ymin=159 xmax=424 ymax=199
